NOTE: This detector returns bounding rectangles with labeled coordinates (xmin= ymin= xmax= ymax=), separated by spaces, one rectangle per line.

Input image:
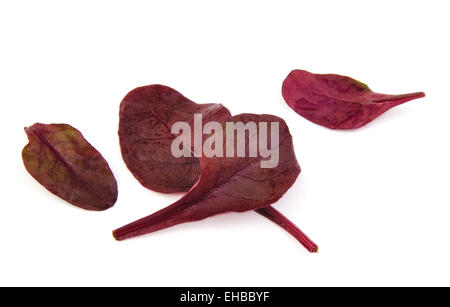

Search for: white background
xmin=1 ymin=1 xmax=449 ymax=286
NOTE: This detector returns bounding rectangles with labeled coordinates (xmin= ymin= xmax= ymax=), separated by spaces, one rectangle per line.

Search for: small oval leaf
xmin=22 ymin=123 xmax=118 ymax=211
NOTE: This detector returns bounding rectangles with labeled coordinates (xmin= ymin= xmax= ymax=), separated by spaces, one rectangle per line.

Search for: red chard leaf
xmin=119 ymin=84 xmax=231 ymax=193
xmin=113 ymin=114 xmax=318 ymax=252
xmin=22 ymin=123 xmax=118 ymax=211
xmin=282 ymin=69 xmax=425 ymax=129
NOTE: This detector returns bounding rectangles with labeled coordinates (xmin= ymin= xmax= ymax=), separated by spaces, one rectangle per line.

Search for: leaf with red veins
xmin=22 ymin=123 xmax=118 ymax=211
xmin=113 ymin=114 xmax=317 ymax=252
xmin=282 ymin=69 xmax=425 ymax=129
xmin=119 ymin=84 xmax=231 ymax=193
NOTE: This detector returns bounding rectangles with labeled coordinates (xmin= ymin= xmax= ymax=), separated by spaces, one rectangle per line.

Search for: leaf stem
xmin=113 ymin=203 xmax=318 ymax=254
xmin=113 ymin=200 xmax=190 ymax=241
xmin=372 ymin=91 xmax=425 ymax=104
xmin=256 ymin=206 xmax=318 ymax=253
